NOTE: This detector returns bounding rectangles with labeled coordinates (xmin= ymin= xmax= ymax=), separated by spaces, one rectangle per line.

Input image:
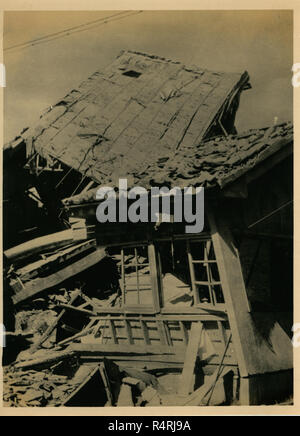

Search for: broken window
xmin=157 ymin=239 xmax=193 ymax=308
xmin=110 ymin=244 xmax=156 ymax=309
xmin=187 ymin=239 xmax=224 ymax=306
xmin=107 ymin=238 xmax=225 ymax=312
xmin=157 ymin=238 xmax=225 ymax=310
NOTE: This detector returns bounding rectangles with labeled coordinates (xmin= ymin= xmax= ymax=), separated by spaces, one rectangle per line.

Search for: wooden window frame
xmin=115 ymin=242 xmax=161 ymax=314
xmin=156 ymin=236 xmax=226 ymax=315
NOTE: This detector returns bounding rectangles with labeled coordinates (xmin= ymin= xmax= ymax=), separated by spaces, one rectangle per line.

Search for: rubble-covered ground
xmin=2 ymin=281 xmax=186 ymax=408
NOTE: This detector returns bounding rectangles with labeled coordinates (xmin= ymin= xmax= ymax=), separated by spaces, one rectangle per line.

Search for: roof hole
xmin=122 ymin=70 xmax=142 ymax=78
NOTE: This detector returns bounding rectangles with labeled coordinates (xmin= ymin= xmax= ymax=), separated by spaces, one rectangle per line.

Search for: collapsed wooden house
xmin=4 ymin=51 xmax=293 ymax=405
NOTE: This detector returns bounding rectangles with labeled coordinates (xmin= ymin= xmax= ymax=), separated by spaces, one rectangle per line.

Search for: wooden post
xmin=207 ymin=205 xmax=293 ymax=382
xmin=148 ymin=243 xmax=162 ymax=312
xmin=207 ymin=207 xmax=250 ymax=377
xmin=178 ymin=322 xmax=203 ymax=396
xmin=186 ymin=240 xmax=200 ymax=304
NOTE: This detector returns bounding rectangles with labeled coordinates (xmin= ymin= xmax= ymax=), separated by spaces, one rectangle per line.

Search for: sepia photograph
xmin=1 ymin=8 xmax=295 ymax=411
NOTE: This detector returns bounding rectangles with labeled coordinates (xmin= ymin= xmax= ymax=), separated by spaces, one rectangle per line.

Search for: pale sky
xmin=4 ymin=10 xmax=293 ymax=143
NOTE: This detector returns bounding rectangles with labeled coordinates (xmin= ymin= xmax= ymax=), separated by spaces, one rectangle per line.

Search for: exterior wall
xmin=239 ymin=370 xmax=293 ymax=405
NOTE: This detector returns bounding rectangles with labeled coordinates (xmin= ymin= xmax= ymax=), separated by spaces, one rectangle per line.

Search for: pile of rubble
xmin=3 ymin=222 xmax=233 ymax=407
xmin=3 ymin=326 xmax=184 ymax=408
xmin=3 ymin=280 xmax=229 ymax=407
xmin=2 ymin=229 xmax=180 ymax=408
xmin=3 ymin=368 xmax=79 ymax=407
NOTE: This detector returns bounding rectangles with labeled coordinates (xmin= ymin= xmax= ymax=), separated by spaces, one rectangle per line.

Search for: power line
xmin=5 ymin=11 xmax=143 ymax=53
xmin=4 ymin=11 xmax=128 ymax=51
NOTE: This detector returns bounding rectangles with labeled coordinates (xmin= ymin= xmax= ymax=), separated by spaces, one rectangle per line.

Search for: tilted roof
xmin=10 ymin=50 xmax=250 ymax=186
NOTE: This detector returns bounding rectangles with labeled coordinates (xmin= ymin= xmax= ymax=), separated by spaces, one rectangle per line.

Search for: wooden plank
xmin=12 ymin=239 xmax=96 ymax=284
xmin=99 ymin=364 xmax=114 ymax=406
xmin=4 ymin=228 xmax=86 ymax=262
xmin=179 ymin=321 xmax=189 ymax=345
xmin=57 ymin=322 xmax=95 ymax=347
xmin=184 ymin=333 xmax=232 ymax=405
xmin=178 ymin=322 xmax=203 ymax=396
xmin=14 ymin=349 xmax=77 ymax=370
xmin=140 ymin=320 xmax=151 ymax=345
xmin=134 ymin=248 xmax=141 ymax=304
xmin=184 ymin=366 xmax=232 ymax=406
xmin=109 ymin=320 xmax=118 ymax=344
xmin=194 ymin=280 xmax=221 ymax=286
xmin=81 ymin=354 xmax=185 ymax=366
xmin=186 ymin=240 xmax=199 ymax=304
xmin=70 ymin=343 xmax=184 ymax=356
xmin=92 ymin=312 xmax=227 ymax=321
xmin=125 ymin=320 xmax=134 ymax=345
xmin=12 ymin=247 xmax=106 ymax=304
xmin=217 ymin=321 xmax=227 ymax=347
xmin=204 ymin=240 xmax=216 ymax=305
xmin=100 ymin=319 xmax=109 ymax=344
xmin=160 ymin=305 xmax=227 ymax=316
xmin=29 ymin=290 xmax=81 ymax=353
xmin=89 ymin=306 xmax=158 ymax=315
xmin=121 ymin=248 xmax=126 ymax=304
xmin=164 ymin=322 xmax=173 ymax=346
xmin=208 ymin=207 xmax=251 ymax=378
xmin=204 ymin=334 xmax=232 ymax=405
xmin=156 ymin=321 xmax=168 ymax=346
xmin=58 ymin=304 xmax=96 ymax=317
xmin=117 ymin=384 xmax=134 ymax=407
xmin=148 ymin=243 xmax=162 ymax=312
xmin=81 ymin=353 xmax=237 ymax=367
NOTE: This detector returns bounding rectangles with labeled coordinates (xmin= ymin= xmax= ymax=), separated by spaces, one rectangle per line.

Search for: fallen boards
xmin=11 ymin=244 xmax=106 ymax=304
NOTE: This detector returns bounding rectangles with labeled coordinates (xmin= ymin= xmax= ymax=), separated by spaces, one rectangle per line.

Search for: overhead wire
xmin=4 ymin=10 xmax=143 ymax=54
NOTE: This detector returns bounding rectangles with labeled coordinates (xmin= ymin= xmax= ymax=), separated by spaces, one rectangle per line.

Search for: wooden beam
xmin=117 ymin=384 xmax=134 ymax=407
xmin=69 ymin=343 xmax=183 ymax=356
xmin=14 ymin=349 xmax=77 ymax=370
xmin=148 ymin=243 xmax=162 ymax=312
xmin=208 ymin=206 xmax=252 ymax=377
xmin=208 ymin=205 xmax=293 ymax=377
xmin=58 ymin=304 xmax=96 ymax=317
xmin=184 ymin=366 xmax=232 ymax=406
xmin=12 ymin=247 xmax=106 ymax=304
xmin=140 ymin=319 xmax=151 ymax=345
xmin=99 ymin=364 xmax=114 ymax=406
xmin=81 ymin=353 xmax=237 ymax=367
xmin=178 ymin=322 xmax=203 ymax=396
xmin=4 ymin=228 xmax=88 ymax=262
xmin=30 ymin=290 xmax=81 ymax=353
